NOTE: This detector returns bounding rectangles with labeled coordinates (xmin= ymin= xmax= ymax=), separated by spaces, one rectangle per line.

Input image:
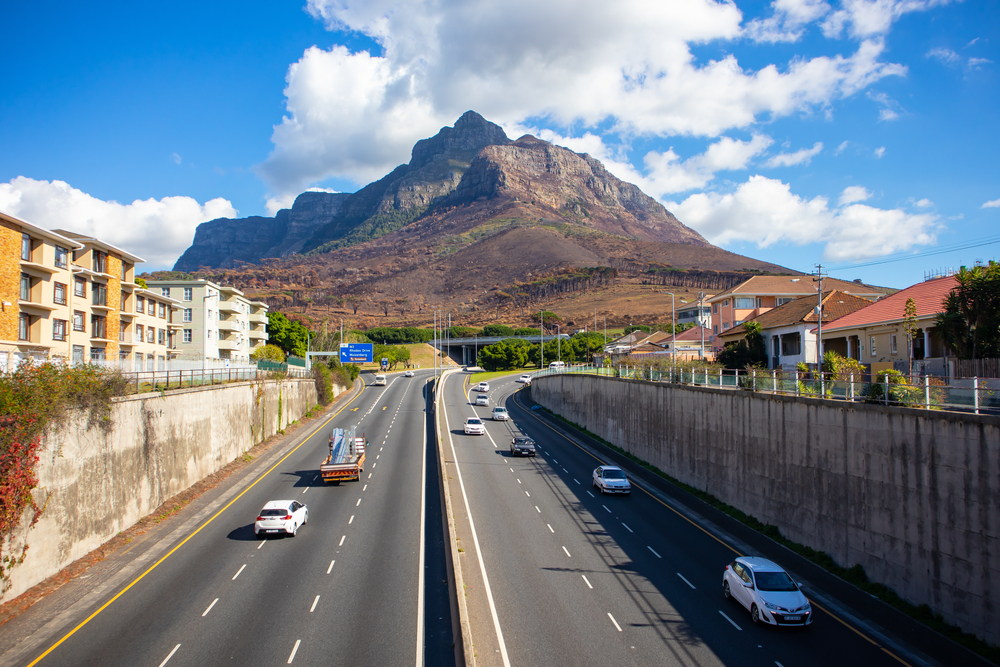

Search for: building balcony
xmin=218 ymin=301 xmax=239 ymax=313
xmin=217 ymin=320 xmax=240 ymax=332
xmin=217 ymin=339 xmax=238 ymax=351
xmin=249 ymin=312 xmax=268 ymax=324
xmin=18 ymin=300 xmax=58 ymax=314
xmin=20 ymin=260 xmax=60 ymax=277
xmin=249 ymin=329 xmax=267 ymax=339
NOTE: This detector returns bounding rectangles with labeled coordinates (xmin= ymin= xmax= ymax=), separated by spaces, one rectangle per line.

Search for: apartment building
xmin=122 ymin=287 xmax=182 ymax=370
xmin=145 ymin=280 xmax=268 ymax=363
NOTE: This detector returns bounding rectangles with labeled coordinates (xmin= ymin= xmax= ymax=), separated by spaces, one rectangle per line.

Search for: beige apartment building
xmin=0 ymin=211 xmax=180 ymax=371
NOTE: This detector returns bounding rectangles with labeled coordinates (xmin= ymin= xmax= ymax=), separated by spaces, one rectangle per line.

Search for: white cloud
xmin=867 ymin=90 xmax=903 ymax=120
xmin=265 ymin=187 xmax=341 ymax=216
xmin=257 ymin=0 xmax=907 ymax=197
xmin=642 ymin=134 xmax=774 ymax=195
xmin=968 ymin=57 xmax=993 ymax=70
xmin=746 ymin=0 xmax=831 ymax=43
xmin=171 ymin=153 xmax=182 ymax=165
xmin=835 ymin=140 xmax=850 ymax=154
xmin=839 ymin=185 xmax=872 ymax=205
xmin=669 ymin=174 xmax=937 ymax=261
xmin=764 ymin=141 xmax=823 ymax=167
xmin=927 ymin=47 xmax=961 ymax=64
xmin=915 ymin=198 xmax=933 ymax=208
xmin=0 ymin=177 xmax=236 ymax=270
xmin=874 ymin=146 xmax=886 ymax=158
xmin=821 ymin=0 xmax=953 ymax=39
xmin=982 ymin=198 xmax=1000 ymax=209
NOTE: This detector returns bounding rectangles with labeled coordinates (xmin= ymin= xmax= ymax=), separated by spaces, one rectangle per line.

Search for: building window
xmin=734 ymin=297 xmax=755 ymax=309
xmin=207 ymin=309 xmax=213 ymax=320
xmin=136 ymin=324 xmax=144 ymax=341
xmin=183 ymin=287 xmax=192 ymax=301
xmin=122 ymin=263 xmax=128 ymax=281
xmin=723 ymin=322 xmax=730 ymax=331
xmin=713 ymin=325 xmax=718 ymax=334
xmin=90 ymin=347 xmax=106 ymax=361
xmin=158 ymin=303 xmax=166 ymax=319
xmin=74 ymin=278 xmax=86 ymax=298
xmin=93 ymin=283 xmax=107 ymax=307
xmin=713 ymin=304 xmax=718 ymax=314
xmin=781 ymin=333 xmax=802 ymax=356
xmin=55 ymin=246 xmax=68 ymax=269
xmin=91 ymin=316 xmax=107 ymax=340
xmin=136 ymin=296 xmax=144 ymax=314
xmin=158 ymin=329 xmax=165 ymax=345
xmin=18 ymin=314 xmax=29 ymax=341
xmin=20 ymin=273 xmax=30 ymax=301
xmin=183 ymin=329 xmax=192 ymax=343
xmin=146 ymin=328 xmax=155 ymax=344
xmin=183 ymin=308 xmax=192 ymax=322
xmin=119 ymin=322 xmax=127 ymax=342
xmin=160 ymin=287 xmax=170 ymax=297
xmin=54 ymin=282 xmax=67 ymax=305
xmin=870 ymin=337 xmax=876 ymax=357
xmin=53 ymin=319 xmax=67 ymax=341
xmin=93 ymin=250 xmax=108 ymax=274
xmin=890 ymin=334 xmax=897 ymax=355
xmin=72 ymin=345 xmax=85 ymax=363
xmin=21 ymin=234 xmax=32 ymax=261
xmin=73 ymin=311 xmax=86 ymax=332
xmin=777 ymin=297 xmax=796 ymax=306
xmin=723 ymin=299 xmax=729 ymax=307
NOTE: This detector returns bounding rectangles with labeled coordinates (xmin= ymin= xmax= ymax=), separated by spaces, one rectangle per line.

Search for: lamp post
xmin=662 ymin=292 xmax=677 ymax=364
xmin=540 ymin=310 xmax=544 ymax=369
xmin=556 ymin=324 xmax=561 ymax=362
xmin=698 ymin=291 xmax=706 ymax=360
xmin=814 ymin=264 xmax=825 ymax=371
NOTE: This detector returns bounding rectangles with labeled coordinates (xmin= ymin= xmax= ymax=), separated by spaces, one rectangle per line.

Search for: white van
xmin=548 ymin=361 xmax=566 ymax=371
xmin=373 ymin=375 xmax=386 ymax=386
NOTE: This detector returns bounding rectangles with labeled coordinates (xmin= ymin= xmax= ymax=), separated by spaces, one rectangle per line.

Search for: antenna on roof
xmin=923 ymin=267 xmax=956 ymax=282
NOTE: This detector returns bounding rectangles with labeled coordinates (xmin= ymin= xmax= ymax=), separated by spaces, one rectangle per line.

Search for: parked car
xmin=518 ymin=374 xmax=532 ymax=384
xmin=475 ymin=394 xmax=490 ymax=406
xmin=404 ymin=370 xmax=414 ymax=377
xmin=592 ymin=466 xmax=631 ymax=495
xmin=476 ymin=381 xmax=490 ymax=392
xmin=255 ymin=500 xmax=308 ymax=538
xmin=464 ymin=417 xmax=486 ymax=435
xmin=723 ymin=557 xmax=812 ymax=626
xmin=492 ymin=406 xmax=509 ymax=421
xmin=510 ymin=436 xmax=536 ymax=456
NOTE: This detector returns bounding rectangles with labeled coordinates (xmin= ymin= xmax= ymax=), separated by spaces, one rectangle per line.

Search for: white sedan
xmin=723 ymin=557 xmax=812 ymax=626
xmin=475 ymin=381 xmax=490 ymax=392
xmin=464 ymin=417 xmax=486 ymax=435
xmin=592 ymin=466 xmax=631 ymax=495
xmin=404 ymin=370 xmax=414 ymax=377
xmin=518 ymin=374 xmax=532 ymax=384
xmin=475 ymin=394 xmax=490 ymax=406
xmin=255 ymin=500 xmax=308 ymax=538
xmin=492 ymin=407 xmax=509 ymax=421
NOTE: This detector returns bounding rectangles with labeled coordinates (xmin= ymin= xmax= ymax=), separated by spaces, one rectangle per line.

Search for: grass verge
xmin=537 ymin=405 xmax=1000 ymax=665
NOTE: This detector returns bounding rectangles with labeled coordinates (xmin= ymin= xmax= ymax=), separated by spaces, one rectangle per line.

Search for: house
xmin=821 ymin=275 xmax=958 ymax=376
xmin=715 ymin=291 xmax=874 ymax=369
xmin=707 ymin=275 xmax=886 ymax=353
xmin=662 ymin=326 xmax=713 ymax=360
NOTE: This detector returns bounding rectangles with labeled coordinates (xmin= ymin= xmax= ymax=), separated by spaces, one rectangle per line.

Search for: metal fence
xmin=119 ymin=366 xmax=310 ymax=396
xmin=531 ymin=364 xmax=1000 ymax=415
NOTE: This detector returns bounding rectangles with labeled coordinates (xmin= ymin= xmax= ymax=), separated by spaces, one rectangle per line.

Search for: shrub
xmin=312 ymin=364 xmax=334 ymax=405
xmin=251 ymin=344 xmax=285 ymax=362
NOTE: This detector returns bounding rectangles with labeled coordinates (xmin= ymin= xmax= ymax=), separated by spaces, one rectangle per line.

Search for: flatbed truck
xmin=321 ymin=428 xmax=366 ymax=483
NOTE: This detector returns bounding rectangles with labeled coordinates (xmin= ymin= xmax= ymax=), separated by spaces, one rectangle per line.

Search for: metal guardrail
xmin=531 ymin=364 xmax=1000 ymax=415
xmin=119 ymin=366 xmax=310 ymax=395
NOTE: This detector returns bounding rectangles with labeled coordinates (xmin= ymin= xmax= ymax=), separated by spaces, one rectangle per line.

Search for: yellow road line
xmin=27 ymin=388 xmax=364 ymax=667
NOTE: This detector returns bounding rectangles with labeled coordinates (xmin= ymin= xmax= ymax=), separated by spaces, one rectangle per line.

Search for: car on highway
xmin=510 ymin=436 xmax=536 ymax=456
xmin=404 ymin=370 xmax=414 ymax=377
xmin=255 ymin=500 xmax=308 ymax=538
xmin=592 ymin=465 xmax=631 ymax=495
xmin=723 ymin=557 xmax=812 ymax=626
xmin=475 ymin=381 xmax=490 ymax=392
xmin=492 ymin=406 xmax=509 ymax=421
xmin=518 ymin=374 xmax=532 ymax=384
xmin=464 ymin=417 xmax=486 ymax=435
xmin=373 ymin=374 xmax=387 ymax=386
xmin=475 ymin=394 xmax=490 ymax=406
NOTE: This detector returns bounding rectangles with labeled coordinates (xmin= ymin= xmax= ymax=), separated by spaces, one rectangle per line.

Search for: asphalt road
xmin=18 ymin=370 xmax=448 ymax=667
xmin=440 ymin=370 xmax=948 ymax=667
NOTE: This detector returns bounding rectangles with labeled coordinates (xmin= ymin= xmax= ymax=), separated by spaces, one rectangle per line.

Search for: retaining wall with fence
xmin=531 ymin=371 xmax=1000 ymax=644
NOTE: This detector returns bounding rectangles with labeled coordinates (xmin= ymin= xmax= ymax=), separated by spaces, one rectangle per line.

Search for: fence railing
xmin=118 ymin=366 xmax=310 ymax=396
xmin=531 ymin=364 xmax=1000 ymax=415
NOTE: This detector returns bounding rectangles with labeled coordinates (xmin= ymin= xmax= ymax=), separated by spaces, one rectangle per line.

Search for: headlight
xmin=763 ymin=602 xmax=786 ymax=612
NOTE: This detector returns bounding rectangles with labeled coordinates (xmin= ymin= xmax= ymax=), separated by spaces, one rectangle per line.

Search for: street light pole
xmin=540 ymin=310 xmax=544 ymax=369
xmin=556 ymin=324 xmax=561 ymax=362
xmin=664 ymin=292 xmax=676 ymax=364
xmin=699 ymin=291 xmax=706 ymax=360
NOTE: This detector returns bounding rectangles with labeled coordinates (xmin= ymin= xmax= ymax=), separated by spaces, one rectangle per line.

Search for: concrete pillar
xmin=922 ymin=329 xmax=931 ymax=359
xmin=847 ymin=337 xmax=853 ymax=359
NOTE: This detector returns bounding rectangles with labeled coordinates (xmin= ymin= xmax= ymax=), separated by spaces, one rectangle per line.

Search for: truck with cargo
xmin=321 ymin=428 xmax=366 ymax=483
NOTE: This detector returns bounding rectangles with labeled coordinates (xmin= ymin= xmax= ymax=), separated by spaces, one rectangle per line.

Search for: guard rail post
xmin=924 ymin=375 xmax=930 ymax=409
xmin=974 ymin=377 xmax=980 ymax=415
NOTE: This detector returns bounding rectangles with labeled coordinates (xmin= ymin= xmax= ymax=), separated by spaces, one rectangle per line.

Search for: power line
xmin=822 ymin=235 xmax=1000 ymax=273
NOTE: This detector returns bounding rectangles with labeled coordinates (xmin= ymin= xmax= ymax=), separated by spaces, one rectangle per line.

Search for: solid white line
xmin=327 ymin=560 xmax=335 ymax=574
xmin=157 ymin=644 xmax=181 ymax=667
xmin=287 ymin=639 xmax=301 ymax=664
xmin=416 ymin=378 xmax=427 ymax=667
xmin=349 ymin=515 xmax=354 ymax=524
xmin=602 ymin=505 xmax=611 ymax=513
xmin=547 ymin=524 xmax=554 ymax=533
xmin=622 ymin=523 xmax=633 ymax=533
xmin=535 ymin=506 xmax=540 ymax=513
xmin=677 ymin=573 xmax=696 ymax=589
xmin=562 ymin=546 xmax=572 ymax=558
xmin=257 ymin=539 xmax=266 ymax=549
xmin=356 ymin=498 xmax=361 ymax=506
xmin=586 ymin=491 xmax=594 ymax=498
xmin=339 ymin=535 xmax=346 ymax=546
xmin=608 ymin=613 xmax=622 ymax=632
xmin=201 ymin=598 xmax=218 ymax=617
xmin=582 ymin=575 xmax=593 ymax=589
xmin=719 ymin=610 xmax=743 ymax=630
xmin=310 ymin=595 xmax=320 ymax=613
xmin=648 ymin=546 xmax=662 ymax=559
xmin=232 ymin=564 xmax=246 ymax=580
xmin=442 ymin=378 xmax=511 ymax=667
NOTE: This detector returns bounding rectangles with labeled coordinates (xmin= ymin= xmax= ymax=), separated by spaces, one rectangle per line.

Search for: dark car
xmin=510 ymin=436 xmax=536 ymax=457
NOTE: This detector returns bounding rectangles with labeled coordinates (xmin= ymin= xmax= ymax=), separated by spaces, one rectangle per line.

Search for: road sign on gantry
xmin=340 ymin=343 xmax=373 ymax=363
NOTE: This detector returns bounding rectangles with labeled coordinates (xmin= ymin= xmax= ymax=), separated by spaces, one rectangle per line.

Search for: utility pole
xmin=699 ymin=291 xmax=706 ymax=359
xmin=664 ymin=292 xmax=676 ymax=364
xmin=540 ymin=310 xmax=544 ymax=369
xmin=813 ymin=264 xmax=826 ymax=371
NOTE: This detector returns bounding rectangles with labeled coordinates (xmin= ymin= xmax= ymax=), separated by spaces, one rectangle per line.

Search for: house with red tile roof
xmin=706 ymin=275 xmax=887 ymax=353
xmin=821 ymin=275 xmax=958 ymax=375
xmin=715 ymin=291 xmax=874 ymax=369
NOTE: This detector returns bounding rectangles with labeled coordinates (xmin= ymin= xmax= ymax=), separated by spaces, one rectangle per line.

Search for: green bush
xmin=312 ymin=364 xmax=334 ymax=405
xmin=481 ymin=324 xmax=515 ymax=337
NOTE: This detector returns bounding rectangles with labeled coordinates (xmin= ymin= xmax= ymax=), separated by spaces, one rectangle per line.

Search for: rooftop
xmin=708 ymin=275 xmax=887 ymax=302
xmin=717 ymin=290 xmax=875 ymax=339
xmin=823 ymin=275 xmax=958 ymax=332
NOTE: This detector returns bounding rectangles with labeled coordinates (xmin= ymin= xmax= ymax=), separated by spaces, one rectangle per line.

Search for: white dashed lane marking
xmin=677 ymin=573 xmax=696 ymax=589
xmin=719 ymin=610 xmax=742 ymax=631
xmin=582 ymin=575 xmax=593 ymax=589
xmin=201 ymin=598 xmax=218 ymax=617
xmin=232 ymin=564 xmax=246 ymax=580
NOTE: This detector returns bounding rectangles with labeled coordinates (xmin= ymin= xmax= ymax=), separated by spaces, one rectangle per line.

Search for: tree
xmin=903 ymin=297 xmax=918 ymax=375
xmin=934 ymin=261 xmax=1000 ymax=359
xmin=266 ymin=311 xmax=309 ymax=357
xmin=478 ymin=340 xmax=529 ymax=371
xmin=717 ymin=321 xmax=767 ymax=369
xmin=482 ymin=324 xmax=515 ymax=337
xmin=250 ymin=344 xmax=285 ymax=362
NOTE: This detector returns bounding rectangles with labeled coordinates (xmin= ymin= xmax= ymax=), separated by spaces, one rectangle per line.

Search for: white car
xmin=475 ymin=381 xmax=490 ymax=392
xmin=723 ymin=557 xmax=812 ymax=626
xmin=492 ymin=406 xmax=509 ymax=421
xmin=255 ymin=500 xmax=308 ymax=538
xmin=518 ymin=374 xmax=532 ymax=384
xmin=464 ymin=417 xmax=486 ymax=435
xmin=592 ymin=466 xmax=631 ymax=495
xmin=475 ymin=394 xmax=490 ymax=406
xmin=404 ymin=370 xmax=414 ymax=377
xmin=373 ymin=374 xmax=387 ymax=386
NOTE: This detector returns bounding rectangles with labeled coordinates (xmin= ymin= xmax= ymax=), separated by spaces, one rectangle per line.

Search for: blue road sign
xmin=340 ymin=343 xmax=373 ymax=363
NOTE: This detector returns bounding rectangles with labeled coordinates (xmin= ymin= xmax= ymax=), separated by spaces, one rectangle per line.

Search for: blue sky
xmin=1 ymin=0 xmax=997 ymax=287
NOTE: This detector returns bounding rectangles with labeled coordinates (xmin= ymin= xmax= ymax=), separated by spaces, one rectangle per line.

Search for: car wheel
xmin=751 ymin=604 xmax=760 ymax=624
xmin=291 ymin=523 xmax=298 ymax=537
xmin=303 ymin=511 xmax=308 ymax=525
xmin=723 ymin=580 xmax=731 ymax=599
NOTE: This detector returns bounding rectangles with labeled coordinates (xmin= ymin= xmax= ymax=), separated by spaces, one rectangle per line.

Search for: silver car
xmin=592 ymin=466 xmax=631 ymax=495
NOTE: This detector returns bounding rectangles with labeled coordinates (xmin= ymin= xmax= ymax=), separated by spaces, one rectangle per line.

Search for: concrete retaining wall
xmin=4 ymin=377 xmax=325 ymax=602
xmin=532 ymin=374 xmax=1000 ymax=643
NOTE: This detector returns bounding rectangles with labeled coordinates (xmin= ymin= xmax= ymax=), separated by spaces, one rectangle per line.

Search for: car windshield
xmin=603 ymin=469 xmax=626 ymax=479
xmin=515 ymin=439 xmax=533 ymax=446
xmin=753 ymin=571 xmax=798 ymax=591
xmin=260 ymin=508 xmax=286 ymax=517
xmin=468 ymin=419 xmax=482 ymax=425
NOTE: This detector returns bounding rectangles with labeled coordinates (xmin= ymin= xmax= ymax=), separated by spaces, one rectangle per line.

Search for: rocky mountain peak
xmin=409 ymin=111 xmax=510 ymax=169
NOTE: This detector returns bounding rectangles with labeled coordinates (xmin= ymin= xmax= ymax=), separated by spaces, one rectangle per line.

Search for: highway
xmin=17 ymin=370 xmax=450 ymax=667
xmin=439 ymin=370 xmax=940 ymax=667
